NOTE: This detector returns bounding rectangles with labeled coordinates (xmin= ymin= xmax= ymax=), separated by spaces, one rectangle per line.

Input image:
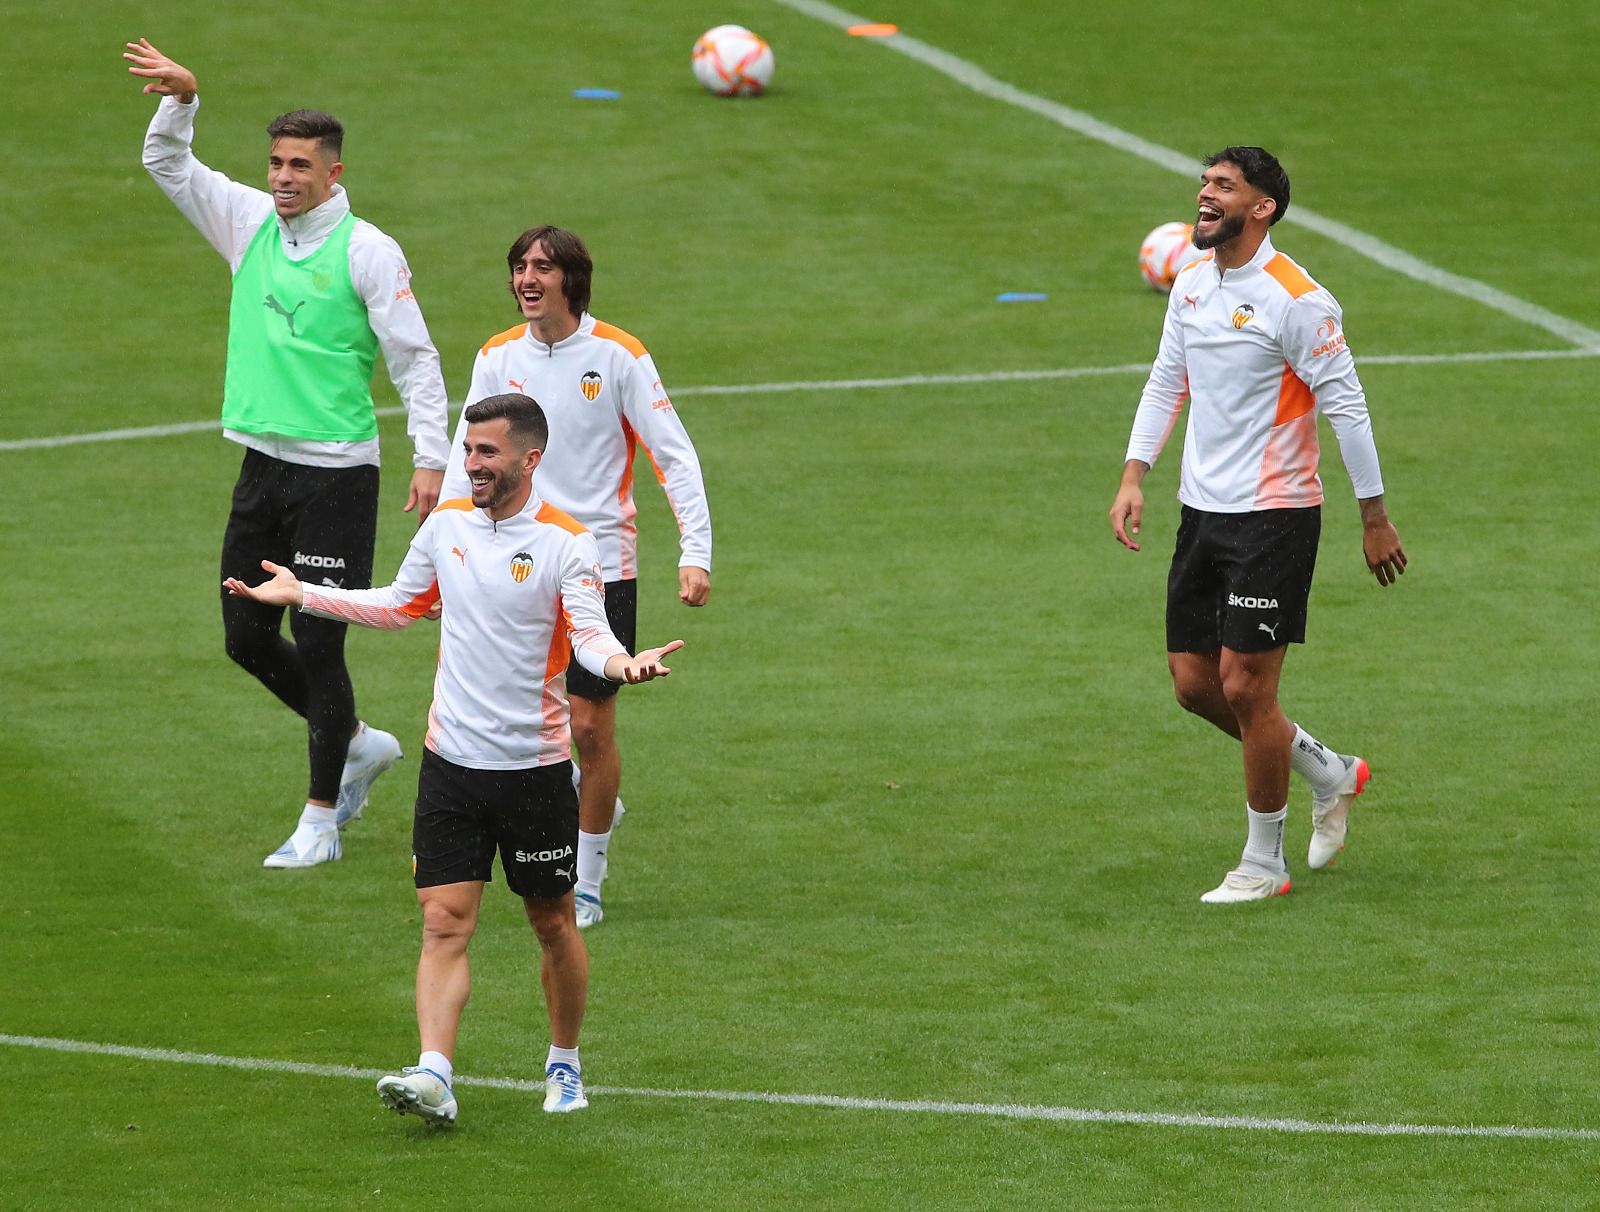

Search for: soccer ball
xmin=692 ymin=26 xmax=775 ymax=96
xmin=1138 ymin=222 xmax=1204 ymax=292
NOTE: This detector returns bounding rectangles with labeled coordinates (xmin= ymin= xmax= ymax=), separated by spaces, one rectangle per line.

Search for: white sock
xmin=546 ymin=1044 xmax=580 ymax=1074
xmin=1239 ymin=804 xmax=1288 ymax=876
xmin=299 ymin=803 xmax=337 ymax=829
xmin=576 ymin=829 xmax=610 ymax=899
xmin=1289 ymin=723 xmax=1343 ymax=794
xmin=418 ymin=1050 xmax=453 ymax=1086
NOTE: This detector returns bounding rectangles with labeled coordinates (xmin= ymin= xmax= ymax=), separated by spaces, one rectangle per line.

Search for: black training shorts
xmin=1166 ymin=505 xmax=1321 ymax=654
xmin=219 ymin=448 xmax=379 ymax=595
xmin=412 ymin=749 xmax=579 ymax=899
xmin=565 ymin=577 xmax=637 ymax=701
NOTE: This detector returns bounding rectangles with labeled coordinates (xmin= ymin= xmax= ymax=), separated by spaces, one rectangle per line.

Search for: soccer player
xmin=1108 ymin=146 xmax=1408 ymax=904
xmin=126 ymin=40 xmax=452 ymax=867
xmin=226 ymin=394 xmax=685 ymax=1122
xmin=439 ymin=227 xmax=712 ymax=928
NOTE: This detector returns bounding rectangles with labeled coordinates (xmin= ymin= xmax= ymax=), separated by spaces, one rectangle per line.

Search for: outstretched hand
xmin=607 ymin=640 xmax=685 ymax=685
xmin=223 ymin=560 xmax=304 ymax=607
xmin=123 ymin=38 xmax=197 ymax=102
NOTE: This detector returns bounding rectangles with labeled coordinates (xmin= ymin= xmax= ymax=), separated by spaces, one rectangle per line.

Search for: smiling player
xmin=1108 ymin=146 xmax=1408 ymax=903
xmin=227 ymin=394 xmax=686 ymax=1122
xmin=126 ymin=39 xmax=451 ymax=868
xmin=439 ymin=227 xmax=713 ymax=928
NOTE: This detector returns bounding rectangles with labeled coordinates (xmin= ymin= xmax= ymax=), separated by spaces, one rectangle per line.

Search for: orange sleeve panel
xmin=479 ymin=323 xmax=529 ymax=356
xmin=535 ymin=501 xmax=591 ymax=537
xmin=1263 ymin=255 xmax=1317 ymax=299
xmin=590 ymin=320 xmax=649 ymax=359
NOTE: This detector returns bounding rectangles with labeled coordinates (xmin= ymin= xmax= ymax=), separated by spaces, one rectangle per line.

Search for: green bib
xmin=221 ymin=211 xmax=380 ymax=441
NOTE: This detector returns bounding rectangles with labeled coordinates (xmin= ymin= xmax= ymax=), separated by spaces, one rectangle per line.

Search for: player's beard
xmin=1192 ymin=211 xmax=1245 ymax=249
xmin=472 ymin=465 xmax=523 ymax=512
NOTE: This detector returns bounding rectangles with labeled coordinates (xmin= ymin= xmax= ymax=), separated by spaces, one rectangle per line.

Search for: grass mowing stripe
xmin=6 ymin=1034 xmax=1597 ymax=1143
xmin=771 ymin=0 xmax=1600 ymax=349
xmin=2 ymin=347 xmax=1596 ymax=453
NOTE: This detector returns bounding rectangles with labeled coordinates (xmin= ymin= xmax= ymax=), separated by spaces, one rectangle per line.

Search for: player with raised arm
xmin=439 ymin=227 xmax=712 ymax=928
xmin=1109 ymin=146 xmax=1407 ymax=903
xmin=125 ymin=39 xmax=452 ymax=867
xmin=227 ymin=394 xmax=685 ymax=1122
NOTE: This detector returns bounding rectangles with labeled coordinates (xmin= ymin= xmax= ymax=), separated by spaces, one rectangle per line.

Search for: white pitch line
xmin=2 ymin=347 xmax=1596 ymax=454
xmin=772 ymin=0 xmax=1600 ymax=350
xmin=3 ymin=1033 xmax=1596 ymax=1143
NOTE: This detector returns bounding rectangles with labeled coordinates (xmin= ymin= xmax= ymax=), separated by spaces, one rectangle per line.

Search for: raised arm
xmin=125 ymin=39 xmax=273 ymax=268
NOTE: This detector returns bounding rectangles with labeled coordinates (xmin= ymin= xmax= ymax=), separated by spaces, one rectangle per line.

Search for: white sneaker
xmin=574 ymin=891 xmax=604 ymax=929
xmin=1200 ymin=867 xmax=1291 ymax=904
xmin=1308 ymin=756 xmax=1371 ymax=870
xmin=376 ymin=1066 xmax=457 ymax=1126
xmin=542 ymin=1063 xmax=588 ymax=1113
xmin=262 ymin=820 xmax=341 ymax=868
xmin=335 ymin=726 xmax=403 ymax=828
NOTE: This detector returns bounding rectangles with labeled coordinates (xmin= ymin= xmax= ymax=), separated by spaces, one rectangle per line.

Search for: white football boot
xmin=376 ymin=1066 xmax=457 ymax=1126
xmin=1308 ymin=756 xmax=1372 ymax=870
xmin=542 ymin=1063 xmax=588 ymax=1113
xmin=335 ymin=726 xmax=404 ymax=828
xmin=1200 ymin=867 xmax=1292 ymax=904
xmin=262 ymin=819 xmax=341 ymax=868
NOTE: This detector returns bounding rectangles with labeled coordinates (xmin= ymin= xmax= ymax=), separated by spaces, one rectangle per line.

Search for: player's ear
xmin=326 ymin=160 xmax=344 ymax=186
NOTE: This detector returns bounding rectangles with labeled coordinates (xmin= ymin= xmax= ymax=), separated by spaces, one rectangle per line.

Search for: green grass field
xmin=4 ymin=1 xmax=1599 ymax=1207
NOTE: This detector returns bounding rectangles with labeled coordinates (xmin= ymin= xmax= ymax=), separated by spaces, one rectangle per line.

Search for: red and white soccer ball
xmin=692 ymin=25 xmax=775 ymax=96
xmin=1138 ymin=222 xmax=1205 ymax=292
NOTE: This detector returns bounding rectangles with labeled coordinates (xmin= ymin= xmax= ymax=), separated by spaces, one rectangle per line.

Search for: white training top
xmin=142 ymin=95 xmax=451 ymax=471
xmin=299 ymin=493 xmax=626 ymax=770
xmin=1125 ymin=234 xmax=1384 ymax=513
xmin=439 ymin=314 xmax=713 ymax=580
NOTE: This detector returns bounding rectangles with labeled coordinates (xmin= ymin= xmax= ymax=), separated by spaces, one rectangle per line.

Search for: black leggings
xmin=220 ymin=449 xmax=379 ymax=802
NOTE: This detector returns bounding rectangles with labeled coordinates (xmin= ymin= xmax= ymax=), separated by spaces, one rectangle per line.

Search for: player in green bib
xmin=128 ymin=39 xmax=453 ymax=869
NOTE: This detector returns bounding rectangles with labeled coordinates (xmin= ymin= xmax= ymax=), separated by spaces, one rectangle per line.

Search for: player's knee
xmin=525 ymin=899 xmax=576 ymax=949
xmin=223 ymin=627 xmax=271 ymax=673
xmin=569 ymin=711 xmax=613 ymax=758
xmin=1220 ymin=669 xmax=1270 ymax=720
xmin=420 ymin=897 xmax=476 ymax=950
xmin=1171 ymin=676 xmax=1212 ymax=717
xmin=291 ymin=625 xmax=345 ymax=667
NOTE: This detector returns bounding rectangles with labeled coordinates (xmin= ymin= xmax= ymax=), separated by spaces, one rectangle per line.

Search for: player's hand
xmin=223 ymin=560 xmax=304 ymax=607
xmin=1363 ymin=520 xmax=1407 ymax=587
xmin=1109 ymin=482 xmax=1145 ymax=551
xmin=123 ymin=39 xmax=197 ymax=102
xmin=406 ymin=468 xmax=444 ymax=524
xmin=608 ymin=640 xmax=685 ymax=684
xmin=679 ymin=565 xmax=710 ymax=607
xmin=424 ymin=600 xmax=443 ymax=622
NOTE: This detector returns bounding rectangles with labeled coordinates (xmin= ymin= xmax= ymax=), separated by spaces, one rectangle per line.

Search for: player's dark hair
xmin=266 ymin=110 xmax=345 ymax=159
xmin=464 ymin=394 xmax=549 ymax=452
xmin=507 ymin=225 xmax=593 ymax=316
xmin=1204 ymin=146 xmax=1290 ymax=225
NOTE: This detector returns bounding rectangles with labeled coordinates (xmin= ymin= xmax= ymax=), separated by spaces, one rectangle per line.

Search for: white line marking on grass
xmin=5 ymin=1033 xmax=1597 ymax=1143
xmin=2 ymin=347 xmax=1596 ymax=454
xmin=772 ymin=0 xmax=1600 ymax=349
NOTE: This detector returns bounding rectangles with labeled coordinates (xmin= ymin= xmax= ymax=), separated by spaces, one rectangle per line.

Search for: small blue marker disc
xmin=995 ymin=291 xmax=1049 ymax=303
xmin=573 ymin=89 xmax=622 ymax=100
